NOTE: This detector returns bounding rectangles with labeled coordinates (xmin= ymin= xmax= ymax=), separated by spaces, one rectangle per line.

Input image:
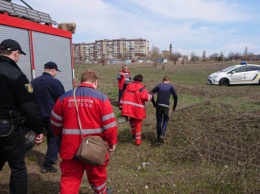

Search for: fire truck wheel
xmin=25 ymin=130 xmax=36 ymax=151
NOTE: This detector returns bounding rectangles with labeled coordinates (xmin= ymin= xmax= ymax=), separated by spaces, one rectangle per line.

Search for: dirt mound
xmin=170 ymin=102 xmax=260 ymax=168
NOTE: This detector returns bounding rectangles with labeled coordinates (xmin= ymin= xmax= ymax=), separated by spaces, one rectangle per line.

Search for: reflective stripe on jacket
xmin=120 ymin=81 xmax=152 ymax=120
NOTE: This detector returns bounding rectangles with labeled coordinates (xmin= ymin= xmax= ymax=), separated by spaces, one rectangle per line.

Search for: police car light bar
xmin=240 ymin=61 xmax=247 ymax=65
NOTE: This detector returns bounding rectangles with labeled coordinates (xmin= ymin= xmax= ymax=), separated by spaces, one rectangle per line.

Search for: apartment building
xmin=73 ymin=42 xmax=95 ymax=62
xmin=73 ymin=38 xmax=149 ymax=62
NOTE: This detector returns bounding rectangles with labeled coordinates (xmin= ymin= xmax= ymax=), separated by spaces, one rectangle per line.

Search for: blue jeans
xmin=43 ymin=118 xmax=58 ymax=167
xmin=155 ymin=105 xmax=169 ymax=139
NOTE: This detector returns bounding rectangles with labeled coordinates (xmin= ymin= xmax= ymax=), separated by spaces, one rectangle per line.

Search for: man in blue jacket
xmin=31 ymin=61 xmax=65 ymax=173
xmin=150 ymin=76 xmax=178 ymax=143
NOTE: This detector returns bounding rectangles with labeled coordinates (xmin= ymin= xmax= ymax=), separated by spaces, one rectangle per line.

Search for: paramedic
xmin=116 ymin=65 xmax=132 ymax=106
xmin=120 ymin=74 xmax=152 ymax=145
xmin=51 ymin=69 xmax=117 ymax=194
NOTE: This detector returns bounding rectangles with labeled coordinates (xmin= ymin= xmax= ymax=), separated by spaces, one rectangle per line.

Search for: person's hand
xmin=35 ymin=133 xmax=43 ymax=145
xmin=172 ymin=108 xmax=176 ymax=113
xmin=108 ymin=144 xmax=116 ymax=152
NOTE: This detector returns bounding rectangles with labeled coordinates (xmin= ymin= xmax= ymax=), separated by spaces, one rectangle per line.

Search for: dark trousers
xmin=156 ymin=105 xmax=169 ymax=139
xmin=43 ymin=118 xmax=58 ymax=167
xmin=0 ymin=127 xmax=27 ymax=194
xmin=118 ymin=84 xmax=127 ymax=106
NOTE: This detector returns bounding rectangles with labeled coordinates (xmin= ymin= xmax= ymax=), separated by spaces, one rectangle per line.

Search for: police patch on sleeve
xmin=25 ymin=84 xmax=33 ymax=93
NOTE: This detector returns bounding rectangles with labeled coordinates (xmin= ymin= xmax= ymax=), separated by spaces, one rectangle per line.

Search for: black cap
xmin=44 ymin=61 xmax=61 ymax=72
xmin=0 ymin=39 xmax=26 ymax=55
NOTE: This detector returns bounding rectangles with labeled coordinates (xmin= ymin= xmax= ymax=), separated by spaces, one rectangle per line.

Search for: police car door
xmin=230 ymin=66 xmax=247 ymax=84
xmin=243 ymin=65 xmax=260 ymax=83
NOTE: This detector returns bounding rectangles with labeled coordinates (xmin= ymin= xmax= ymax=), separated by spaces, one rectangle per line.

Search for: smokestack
xmin=170 ymin=44 xmax=172 ymax=54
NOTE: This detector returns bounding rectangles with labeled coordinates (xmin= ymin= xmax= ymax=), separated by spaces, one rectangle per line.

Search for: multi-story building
xmin=73 ymin=38 xmax=149 ymax=63
xmin=73 ymin=42 xmax=95 ymax=62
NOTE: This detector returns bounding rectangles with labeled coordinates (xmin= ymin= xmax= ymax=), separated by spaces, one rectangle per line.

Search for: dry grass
xmin=0 ymin=61 xmax=260 ymax=193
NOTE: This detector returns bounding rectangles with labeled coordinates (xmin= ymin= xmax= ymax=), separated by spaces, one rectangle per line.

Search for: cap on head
xmin=44 ymin=61 xmax=61 ymax=72
xmin=0 ymin=39 xmax=26 ymax=55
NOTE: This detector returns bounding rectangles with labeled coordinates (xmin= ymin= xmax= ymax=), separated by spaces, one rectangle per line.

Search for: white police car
xmin=208 ymin=62 xmax=260 ymax=86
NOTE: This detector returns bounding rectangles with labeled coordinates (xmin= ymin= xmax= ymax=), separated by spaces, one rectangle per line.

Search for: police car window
xmin=247 ymin=66 xmax=259 ymax=71
xmin=233 ymin=66 xmax=247 ymax=73
xmin=222 ymin=65 xmax=236 ymax=72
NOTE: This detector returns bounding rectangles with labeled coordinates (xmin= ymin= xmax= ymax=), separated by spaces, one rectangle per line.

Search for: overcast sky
xmin=14 ymin=0 xmax=260 ymax=56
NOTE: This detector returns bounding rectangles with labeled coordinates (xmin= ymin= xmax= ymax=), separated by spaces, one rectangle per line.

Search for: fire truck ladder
xmin=0 ymin=0 xmax=57 ymax=25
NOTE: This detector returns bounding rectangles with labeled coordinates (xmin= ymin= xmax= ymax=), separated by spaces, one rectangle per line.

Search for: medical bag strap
xmin=73 ymin=88 xmax=84 ymax=141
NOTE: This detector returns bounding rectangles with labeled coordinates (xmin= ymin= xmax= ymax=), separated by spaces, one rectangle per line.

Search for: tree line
xmin=150 ymin=45 xmax=259 ymax=64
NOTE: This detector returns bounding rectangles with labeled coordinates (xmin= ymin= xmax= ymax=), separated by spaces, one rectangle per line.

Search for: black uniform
xmin=0 ymin=55 xmax=44 ymax=194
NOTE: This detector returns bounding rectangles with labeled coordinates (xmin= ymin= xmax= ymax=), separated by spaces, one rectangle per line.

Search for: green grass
xmin=1 ymin=61 xmax=259 ymax=194
xmin=73 ymin=61 xmax=260 ymax=193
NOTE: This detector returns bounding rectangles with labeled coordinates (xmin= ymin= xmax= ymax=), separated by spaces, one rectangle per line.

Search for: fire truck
xmin=0 ymin=0 xmax=76 ymax=91
xmin=0 ymin=0 xmax=76 ymax=149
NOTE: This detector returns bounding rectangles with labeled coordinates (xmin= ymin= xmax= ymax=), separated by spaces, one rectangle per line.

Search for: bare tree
xmin=209 ymin=53 xmax=219 ymax=61
xmin=228 ymin=52 xmax=235 ymax=61
xmin=228 ymin=50 xmax=254 ymax=61
xmin=247 ymin=52 xmax=254 ymax=61
xmin=150 ymin=45 xmax=160 ymax=61
xmin=243 ymin=46 xmax=248 ymax=61
xmin=190 ymin=52 xmax=199 ymax=62
xmin=169 ymin=52 xmax=182 ymax=65
xmin=202 ymin=50 xmax=206 ymax=62
xmin=234 ymin=52 xmax=242 ymax=61
xmin=182 ymin=55 xmax=186 ymax=65
xmin=219 ymin=52 xmax=224 ymax=61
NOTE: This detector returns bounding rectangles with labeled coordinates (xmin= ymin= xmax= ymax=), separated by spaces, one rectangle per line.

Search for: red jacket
xmin=120 ymin=81 xmax=152 ymax=120
xmin=50 ymin=83 xmax=118 ymax=160
xmin=117 ymin=70 xmax=131 ymax=90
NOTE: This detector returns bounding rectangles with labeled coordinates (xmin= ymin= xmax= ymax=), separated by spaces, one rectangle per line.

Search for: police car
xmin=208 ymin=62 xmax=260 ymax=86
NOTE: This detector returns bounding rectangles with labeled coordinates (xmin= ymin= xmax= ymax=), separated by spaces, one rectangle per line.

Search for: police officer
xmin=31 ymin=61 xmax=65 ymax=173
xmin=0 ymin=39 xmax=44 ymax=194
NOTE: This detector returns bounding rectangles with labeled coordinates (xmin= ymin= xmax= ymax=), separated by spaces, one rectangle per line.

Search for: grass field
xmin=1 ymin=61 xmax=260 ymax=194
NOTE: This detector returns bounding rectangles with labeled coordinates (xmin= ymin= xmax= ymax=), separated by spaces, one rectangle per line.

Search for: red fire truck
xmin=0 ymin=0 xmax=76 ymax=149
xmin=0 ymin=0 xmax=76 ymax=91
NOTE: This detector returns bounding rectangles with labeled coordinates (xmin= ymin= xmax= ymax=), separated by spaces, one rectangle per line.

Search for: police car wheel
xmin=219 ymin=78 xmax=229 ymax=86
xmin=25 ymin=130 xmax=36 ymax=151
